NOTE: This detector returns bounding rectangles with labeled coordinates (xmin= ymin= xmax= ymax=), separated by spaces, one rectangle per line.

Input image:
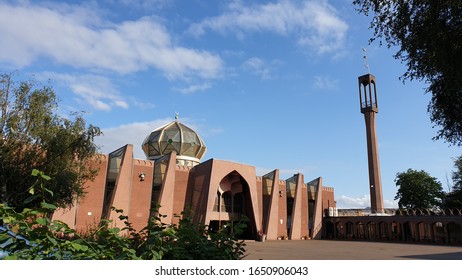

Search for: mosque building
xmin=52 ymin=118 xmax=336 ymax=240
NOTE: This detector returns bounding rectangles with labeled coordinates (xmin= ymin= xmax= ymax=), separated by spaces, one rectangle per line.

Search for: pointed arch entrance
xmin=208 ymin=171 xmax=258 ymax=240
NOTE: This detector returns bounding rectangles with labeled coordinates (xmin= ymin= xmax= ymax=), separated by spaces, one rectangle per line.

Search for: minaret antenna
xmin=362 ymin=47 xmax=370 ymax=74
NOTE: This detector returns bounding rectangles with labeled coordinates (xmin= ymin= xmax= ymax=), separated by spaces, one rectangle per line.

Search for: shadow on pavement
xmin=399 ymin=251 xmax=462 ymax=260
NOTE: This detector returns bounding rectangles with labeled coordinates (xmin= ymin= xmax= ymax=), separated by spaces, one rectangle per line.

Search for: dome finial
xmin=175 ymin=112 xmax=179 ymax=120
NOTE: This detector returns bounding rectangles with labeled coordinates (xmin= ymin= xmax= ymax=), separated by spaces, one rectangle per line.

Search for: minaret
xmin=358 ymin=49 xmax=384 ymax=214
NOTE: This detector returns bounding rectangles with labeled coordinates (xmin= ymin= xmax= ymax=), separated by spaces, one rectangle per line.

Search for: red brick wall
xmin=129 ymin=160 xmax=154 ymax=231
xmin=278 ymin=181 xmax=287 ymax=238
xmin=300 ymin=185 xmax=309 ymax=238
xmin=322 ymin=187 xmax=336 ymax=211
xmin=172 ymin=166 xmax=191 ymax=224
xmin=256 ymin=177 xmax=263 ymax=229
xmin=74 ymin=156 xmax=108 ymax=233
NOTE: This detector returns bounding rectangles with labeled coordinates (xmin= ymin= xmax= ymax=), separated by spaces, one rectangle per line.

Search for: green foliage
xmin=444 ymin=155 xmax=462 ymax=208
xmin=0 ymin=171 xmax=246 ymax=260
xmin=452 ymin=155 xmax=462 ymax=192
xmin=158 ymin=210 xmax=247 ymax=260
xmin=395 ymin=168 xmax=445 ymax=209
xmin=353 ymin=1 xmax=462 ymax=145
xmin=444 ymin=190 xmax=462 ymax=209
xmin=1 ymin=206 xmax=247 ymax=260
xmin=0 ymin=73 xmax=102 ymax=209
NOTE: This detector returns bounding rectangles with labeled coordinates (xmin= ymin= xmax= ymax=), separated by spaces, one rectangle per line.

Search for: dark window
xmin=221 ymin=192 xmax=232 ymax=212
xmin=233 ymin=193 xmax=243 ymax=213
xmin=213 ymin=192 xmax=220 ymax=212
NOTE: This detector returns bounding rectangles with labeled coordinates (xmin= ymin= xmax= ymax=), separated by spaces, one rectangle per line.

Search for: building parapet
xmin=175 ymin=165 xmax=192 ymax=171
xmin=134 ymin=159 xmax=154 ymax=166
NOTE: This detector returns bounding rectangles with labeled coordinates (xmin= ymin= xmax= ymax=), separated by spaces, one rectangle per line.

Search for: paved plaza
xmin=243 ymin=240 xmax=462 ymax=260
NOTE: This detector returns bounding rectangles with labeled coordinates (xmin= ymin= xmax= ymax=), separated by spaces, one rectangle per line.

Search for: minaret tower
xmin=358 ymin=49 xmax=384 ymax=214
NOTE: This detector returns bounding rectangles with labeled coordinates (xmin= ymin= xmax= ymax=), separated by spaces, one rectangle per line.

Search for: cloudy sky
xmin=1 ymin=0 xmax=460 ymax=208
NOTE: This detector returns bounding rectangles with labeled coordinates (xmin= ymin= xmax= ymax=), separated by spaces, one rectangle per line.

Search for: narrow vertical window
xmin=213 ymin=191 xmax=220 ymax=212
xmin=221 ymin=192 xmax=232 ymax=212
xmin=233 ymin=193 xmax=243 ymax=213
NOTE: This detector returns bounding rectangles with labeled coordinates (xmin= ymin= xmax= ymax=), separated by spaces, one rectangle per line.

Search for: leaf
xmin=24 ymin=195 xmax=40 ymax=204
xmin=108 ymin=228 xmax=120 ymax=235
xmin=46 ymin=235 xmax=58 ymax=246
xmin=29 ymin=187 xmax=35 ymax=195
xmin=40 ymin=173 xmax=51 ymax=181
xmin=45 ymin=188 xmax=54 ymax=197
xmin=36 ymin=217 xmax=47 ymax=225
xmin=53 ymin=251 xmax=63 ymax=260
xmin=71 ymin=243 xmax=83 ymax=251
xmin=31 ymin=169 xmax=40 ymax=176
xmin=40 ymin=202 xmax=57 ymax=210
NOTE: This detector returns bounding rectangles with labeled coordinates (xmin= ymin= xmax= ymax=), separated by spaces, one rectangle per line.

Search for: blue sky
xmin=1 ymin=0 xmax=460 ymax=208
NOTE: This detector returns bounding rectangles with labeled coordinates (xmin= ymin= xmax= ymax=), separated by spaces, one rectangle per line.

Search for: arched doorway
xmin=379 ymin=222 xmax=388 ymax=240
xmin=403 ymin=222 xmax=413 ymax=242
xmin=416 ymin=222 xmax=432 ymax=242
xmin=346 ymin=222 xmax=354 ymax=239
xmin=367 ymin=222 xmax=377 ymax=240
xmin=447 ymin=222 xmax=462 ymax=244
xmin=432 ymin=222 xmax=445 ymax=243
xmin=391 ymin=221 xmax=401 ymax=241
xmin=325 ymin=221 xmax=335 ymax=239
xmin=336 ymin=222 xmax=344 ymax=239
xmin=210 ymin=171 xmax=257 ymax=240
xmin=356 ymin=222 xmax=365 ymax=239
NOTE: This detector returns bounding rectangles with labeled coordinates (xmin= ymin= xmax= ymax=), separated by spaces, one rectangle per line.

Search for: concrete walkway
xmin=243 ymin=240 xmax=462 ymax=260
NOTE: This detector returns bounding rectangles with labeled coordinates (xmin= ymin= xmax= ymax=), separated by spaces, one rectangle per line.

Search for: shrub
xmin=0 ymin=170 xmax=246 ymax=260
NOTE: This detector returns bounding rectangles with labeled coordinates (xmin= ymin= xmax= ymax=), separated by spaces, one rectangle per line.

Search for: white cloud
xmin=40 ymin=72 xmax=128 ymax=111
xmin=384 ymin=199 xmax=399 ymax=209
xmin=131 ymin=99 xmax=156 ymax=110
xmin=312 ymin=75 xmax=339 ymax=91
xmin=115 ymin=0 xmax=170 ymax=11
xmin=336 ymin=194 xmax=398 ymax=209
xmin=173 ymin=83 xmax=212 ymax=94
xmin=95 ymin=118 xmax=173 ymax=158
xmin=0 ymin=2 xmax=223 ymax=79
xmin=336 ymin=194 xmax=370 ymax=209
xmin=242 ymin=57 xmax=272 ymax=80
xmin=188 ymin=0 xmax=348 ymax=54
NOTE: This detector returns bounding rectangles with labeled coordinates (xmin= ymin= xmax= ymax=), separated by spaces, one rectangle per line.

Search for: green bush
xmin=0 ymin=170 xmax=246 ymax=260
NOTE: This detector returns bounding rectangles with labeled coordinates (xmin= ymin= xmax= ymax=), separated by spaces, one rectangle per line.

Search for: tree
xmin=0 ymin=73 xmax=101 ymax=209
xmin=353 ymin=1 xmax=462 ymax=145
xmin=394 ymin=168 xmax=445 ymax=209
xmin=444 ymin=155 xmax=462 ymax=208
xmin=452 ymin=155 xmax=462 ymax=191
